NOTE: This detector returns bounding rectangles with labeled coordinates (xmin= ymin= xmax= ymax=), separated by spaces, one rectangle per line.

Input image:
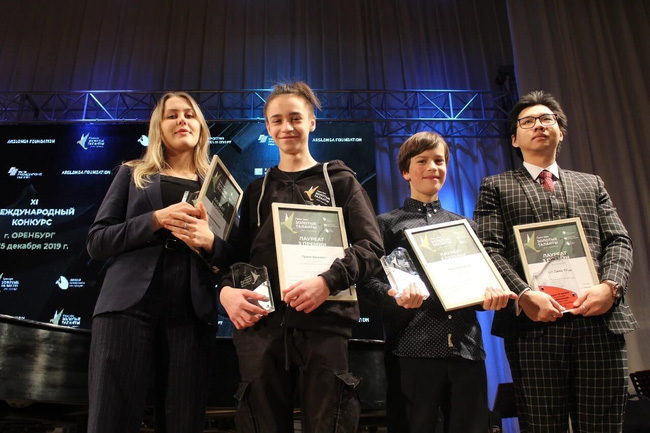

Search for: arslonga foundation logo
xmin=77 ymin=132 xmax=105 ymax=150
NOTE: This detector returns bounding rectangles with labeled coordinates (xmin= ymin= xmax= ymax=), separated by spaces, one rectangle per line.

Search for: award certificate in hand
xmin=196 ymin=155 xmax=242 ymax=241
xmin=514 ymin=217 xmax=598 ymax=311
xmin=272 ymin=202 xmax=357 ymax=302
xmin=405 ymin=219 xmax=507 ymax=311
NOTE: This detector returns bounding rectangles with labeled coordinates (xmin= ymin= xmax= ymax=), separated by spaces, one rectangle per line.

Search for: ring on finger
xmin=184 ymin=222 xmax=188 ymax=230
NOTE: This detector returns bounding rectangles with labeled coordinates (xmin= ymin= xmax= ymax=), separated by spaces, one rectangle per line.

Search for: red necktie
xmin=538 ymin=170 xmax=555 ymax=192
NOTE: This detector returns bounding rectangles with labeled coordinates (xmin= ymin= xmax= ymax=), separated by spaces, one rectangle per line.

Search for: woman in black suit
xmin=86 ymin=92 xmax=231 ymax=433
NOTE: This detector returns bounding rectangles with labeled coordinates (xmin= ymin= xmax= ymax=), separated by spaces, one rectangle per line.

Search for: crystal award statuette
xmin=380 ymin=247 xmax=430 ymax=300
xmin=231 ymin=262 xmax=275 ymax=313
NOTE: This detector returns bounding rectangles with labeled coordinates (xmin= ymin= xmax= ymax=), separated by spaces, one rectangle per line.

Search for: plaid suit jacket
xmin=474 ymin=167 xmax=637 ymax=338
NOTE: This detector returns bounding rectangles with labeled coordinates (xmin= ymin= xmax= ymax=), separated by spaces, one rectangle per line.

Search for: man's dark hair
xmin=509 ymin=90 xmax=568 ymax=156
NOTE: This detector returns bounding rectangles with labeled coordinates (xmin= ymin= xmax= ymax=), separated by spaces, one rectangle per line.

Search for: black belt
xmin=164 ymin=238 xmax=188 ymax=251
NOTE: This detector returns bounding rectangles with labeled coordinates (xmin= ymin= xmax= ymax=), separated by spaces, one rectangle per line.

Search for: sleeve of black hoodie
xmin=356 ymin=213 xmax=403 ymax=312
xmin=318 ymin=175 xmax=384 ymax=294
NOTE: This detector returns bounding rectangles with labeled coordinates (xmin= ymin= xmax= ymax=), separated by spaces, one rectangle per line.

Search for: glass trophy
xmin=182 ymin=190 xmax=200 ymax=206
xmin=231 ymin=262 xmax=275 ymax=313
xmin=380 ymin=247 xmax=430 ymax=300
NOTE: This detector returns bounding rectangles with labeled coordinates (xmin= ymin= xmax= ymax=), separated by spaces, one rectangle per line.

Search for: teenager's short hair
xmin=263 ymin=81 xmax=322 ymax=119
xmin=397 ymin=131 xmax=449 ymax=174
xmin=509 ymin=90 xmax=568 ymax=138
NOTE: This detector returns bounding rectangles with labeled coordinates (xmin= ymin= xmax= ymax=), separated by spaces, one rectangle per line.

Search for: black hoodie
xmin=222 ymin=160 xmax=384 ymax=337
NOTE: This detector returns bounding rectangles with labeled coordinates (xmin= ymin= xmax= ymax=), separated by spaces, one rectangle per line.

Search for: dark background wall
xmin=0 ymin=0 xmax=512 ymax=91
xmin=1 ymin=3 xmax=649 ymax=432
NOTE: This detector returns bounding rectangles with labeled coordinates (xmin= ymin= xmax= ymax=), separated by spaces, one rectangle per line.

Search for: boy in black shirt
xmin=362 ymin=131 xmax=514 ymax=433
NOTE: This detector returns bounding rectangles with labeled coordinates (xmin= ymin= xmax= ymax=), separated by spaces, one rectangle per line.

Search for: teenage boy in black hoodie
xmin=219 ymin=82 xmax=384 ymax=433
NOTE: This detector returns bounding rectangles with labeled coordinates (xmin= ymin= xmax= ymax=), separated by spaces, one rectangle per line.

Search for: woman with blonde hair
xmin=86 ymin=92 xmax=231 ymax=433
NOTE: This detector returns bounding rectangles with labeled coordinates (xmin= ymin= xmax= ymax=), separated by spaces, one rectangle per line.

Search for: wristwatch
xmin=602 ymin=279 xmax=623 ymax=301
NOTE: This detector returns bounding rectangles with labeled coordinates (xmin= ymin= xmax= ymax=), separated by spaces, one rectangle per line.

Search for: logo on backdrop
xmin=6 ymin=138 xmax=56 ymax=145
xmin=7 ymin=167 xmax=42 ymax=180
xmin=55 ymin=276 xmax=85 ymax=290
xmin=0 ymin=274 xmax=19 ymax=292
xmin=61 ymin=313 xmax=82 ymax=327
xmin=257 ymin=134 xmax=275 ymax=146
xmin=138 ymin=135 xmax=149 ymax=147
xmin=50 ymin=309 xmax=64 ymax=325
xmin=77 ymin=133 xmax=105 ymax=150
xmin=77 ymin=133 xmax=90 ymax=149
xmin=49 ymin=309 xmax=82 ymax=327
xmin=56 ymin=276 xmax=69 ymax=290
xmin=209 ymin=137 xmax=232 ymax=146
xmin=60 ymin=169 xmax=111 ymax=176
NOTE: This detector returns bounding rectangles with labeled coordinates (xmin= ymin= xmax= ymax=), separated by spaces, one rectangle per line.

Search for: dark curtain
xmin=1 ymin=0 xmax=517 ymax=414
xmin=1 ymin=0 xmax=512 ymax=91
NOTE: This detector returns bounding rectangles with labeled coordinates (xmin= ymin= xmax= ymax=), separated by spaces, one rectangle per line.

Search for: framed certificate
xmin=513 ymin=217 xmax=598 ymax=310
xmin=272 ymin=202 xmax=357 ymax=302
xmin=196 ymin=155 xmax=243 ymax=241
xmin=404 ymin=219 xmax=507 ymax=311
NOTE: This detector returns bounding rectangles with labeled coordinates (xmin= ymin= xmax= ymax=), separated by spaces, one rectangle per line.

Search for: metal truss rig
xmin=0 ymin=89 xmax=515 ymax=139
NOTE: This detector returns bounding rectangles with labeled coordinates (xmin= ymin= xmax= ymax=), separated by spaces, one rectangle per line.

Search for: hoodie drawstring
xmin=256 ymin=163 xmax=338 ymax=227
xmin=256 ymin=169 xmax=270 ymax=227
xmin=322 ymin=162 xmax=336 ymax=207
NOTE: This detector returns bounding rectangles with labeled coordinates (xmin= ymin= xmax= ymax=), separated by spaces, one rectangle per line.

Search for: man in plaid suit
xmin=474 ymin=91 xmax=637 ymax=432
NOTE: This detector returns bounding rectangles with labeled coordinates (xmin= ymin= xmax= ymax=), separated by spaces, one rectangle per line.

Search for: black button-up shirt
xmin=361 ymin=198 xmax=485 ymax=360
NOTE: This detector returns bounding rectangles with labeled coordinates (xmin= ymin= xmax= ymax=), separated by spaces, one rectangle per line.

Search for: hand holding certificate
xmin=404 ymin=220 xmax=508 ymax=311
xmin=272 ymin=202 xmax=357 ymax=302
xmin=180 ymin=156 xmax=242 ymax=261
xmin=513 ymin=217 xmax=598 ymax=311
xmin=195 ymin=155 xmax=242 ymax=241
